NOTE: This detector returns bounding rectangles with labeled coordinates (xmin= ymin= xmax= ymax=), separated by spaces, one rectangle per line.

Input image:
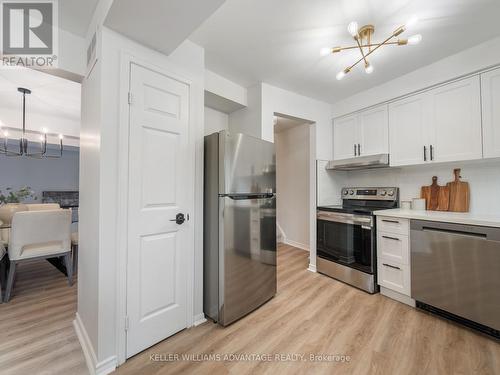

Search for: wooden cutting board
xmin=447 ymin=168 xmax=470 ymax=212
xmin=421 ymin=176 xmax=450 ymax=211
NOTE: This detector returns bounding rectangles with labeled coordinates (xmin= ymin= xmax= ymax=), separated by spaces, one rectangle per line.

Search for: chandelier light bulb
xmin=320 ymin=47 xmax=332 ymax=57
xmin=3 ymin=130 xmax=9 ymax=137
xmin=59 ymin=134 xmax=64 ymax=140
xmin=42 ymin=127 xmax=48 ymax=134
xmin=407 ymin=34 xmax=422 ymax=45
xmin=39 ymin=135 xmax=45 ymax=141
xmin=347 ymin=21 xmax=359 ymax=37
xmin=337 ymin=68 xmax=351 ymax=80
xmin=405 ymin=15 xmax=419 ymax=29
xmin=365 ymin=63 xmax=374 ymax=74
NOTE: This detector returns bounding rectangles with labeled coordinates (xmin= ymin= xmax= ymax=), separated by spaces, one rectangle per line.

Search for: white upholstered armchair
xmin=4 ymin=209 xmax=73 ymax=302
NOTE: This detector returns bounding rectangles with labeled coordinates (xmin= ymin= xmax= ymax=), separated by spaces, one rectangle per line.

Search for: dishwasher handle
xmin=411 ymin=220 xmax=500 ymax=241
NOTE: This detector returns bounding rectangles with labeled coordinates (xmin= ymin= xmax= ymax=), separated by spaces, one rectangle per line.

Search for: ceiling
xmin=0 ymin=68 xmax=81 ymax=142
xmin=59 ymin=0 xmax=99 ymax=37
xmin=274 ymin=115 xmax=307 ymax=133
xmin=191 ymin=0 xmax=500 ymax=103
xmin=104 ymin=0 xmax=225 ymax=55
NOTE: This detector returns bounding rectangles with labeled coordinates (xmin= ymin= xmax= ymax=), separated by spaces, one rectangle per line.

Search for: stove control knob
xmin=387 ymin=190 xmax=395 ymax=197
xmin=343 ymin=190 xmax=349 ymax=196
xmin=380 ymin=190 xmax=387 ymax=196
xmin=349 ymin=190 xmax=355 ymax=195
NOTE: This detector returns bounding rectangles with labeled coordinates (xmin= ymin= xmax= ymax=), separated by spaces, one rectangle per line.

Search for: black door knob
xmin=170 ymin=213 xmax=185 ymax=225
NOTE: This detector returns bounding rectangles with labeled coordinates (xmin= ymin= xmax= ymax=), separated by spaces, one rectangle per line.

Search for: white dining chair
xmin=26 ymin=203 xmax=61 ymax=211
xmin=4 ymin=209 xmax=73 ymax=302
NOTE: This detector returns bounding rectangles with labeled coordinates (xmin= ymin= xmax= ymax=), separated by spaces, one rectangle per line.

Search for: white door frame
xmin=115 ymin=52 xmax=196 ymax=365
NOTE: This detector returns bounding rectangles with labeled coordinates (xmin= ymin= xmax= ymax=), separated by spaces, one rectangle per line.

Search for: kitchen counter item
xmin=446 ymin=168 xmax=470 ymax=212
xmin=373 ymin=208 xmax=500 ymax=228
xmin=412 ymin=198 xmax=426 ymax=211
xmin=420 ymin=176 xmax=449 ymax=211
xmin=401 ymin=201 xmax=412 ymax=210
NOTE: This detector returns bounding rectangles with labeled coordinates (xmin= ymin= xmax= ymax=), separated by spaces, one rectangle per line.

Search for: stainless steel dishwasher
xmin=411 ymin=220 xmax=500 ymax=338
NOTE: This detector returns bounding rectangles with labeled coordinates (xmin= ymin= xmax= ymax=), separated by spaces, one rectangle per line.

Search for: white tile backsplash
xmin=317 ymin=159 xmax=500 ymax=215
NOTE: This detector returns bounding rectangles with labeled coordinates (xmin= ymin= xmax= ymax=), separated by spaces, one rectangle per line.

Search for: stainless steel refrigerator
xmin=204 ymin=130 xmax=277 ymax=326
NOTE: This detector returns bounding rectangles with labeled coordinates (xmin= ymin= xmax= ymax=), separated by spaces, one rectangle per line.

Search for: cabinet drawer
xmin=377 ymin=231 xmax=409 ymax=264
xmin=377 ymin=216 xmax=409 ymax=235
xmin=377 ymin=261 xmax=410 ymax=296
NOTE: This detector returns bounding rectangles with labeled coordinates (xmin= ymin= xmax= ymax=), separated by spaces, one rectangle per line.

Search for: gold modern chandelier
xmin=321 ymin=16 xmax=422 ymax=80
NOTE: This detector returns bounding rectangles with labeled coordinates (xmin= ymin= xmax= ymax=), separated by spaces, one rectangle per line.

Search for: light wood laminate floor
xmin=0 ymin=259 xmax=87 ymax=375
xmin=116 ymin=244 xmax=500 ymax=375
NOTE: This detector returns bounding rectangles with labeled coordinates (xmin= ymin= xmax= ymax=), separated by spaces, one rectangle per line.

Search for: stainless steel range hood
xmin=326 ymin=154 xmax=389 ymax=171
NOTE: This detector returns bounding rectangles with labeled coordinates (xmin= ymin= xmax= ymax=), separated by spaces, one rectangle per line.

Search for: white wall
xmin=0 ymin=149 xmax=79 ymax=200
xmin=316 ymin=160 xmax=347 ymax=207
xmin=205 ymin=69 xmax=247 ymax=107
xmin=228 ymin=83 xmax=262 ymax=138
xmin=204 ymin=107 xmax=228 ymax=135
xmin=275 ymin=124 xmax=310 ymax=249
xmin=78 ymin=25 xmax=205 ymax=370
xmin=78 ymin=53 xmax=101 ymax=357
xmin=261 ymin=83 xmax=332 ymax=160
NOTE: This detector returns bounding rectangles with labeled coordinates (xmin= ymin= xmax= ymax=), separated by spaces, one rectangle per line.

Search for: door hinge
xmin=128 ymin=92 xmax=133 ymax=105
xmin=125 ymin=316 xmax=130 ymax=331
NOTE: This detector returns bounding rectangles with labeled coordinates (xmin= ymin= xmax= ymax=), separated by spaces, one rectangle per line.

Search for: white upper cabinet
xmin=429 ymin=76 xmax=482 ymax=163
xmin=481 ymin=68 xmax=500 ymax=158
xmin=333 ymin=114 xmax=357 ymax=160
xmin=388 ymin=76 xmax=482 ymax=166
xmin=389 ymin=93 xmax=429 ymax=166
xmin=358 ymin=105 xmax=389 ymax=156
xmin=333 ymin=105 xmax=388 ymax=160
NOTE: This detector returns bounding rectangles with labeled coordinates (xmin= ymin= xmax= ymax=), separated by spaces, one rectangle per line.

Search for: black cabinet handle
xmin=430 ymin=145 xmax=434 ymax=161
xmin=382 ymin=235 xmax=400 ymax=241
xmin=354 ymin=144 xmax=357 ymax=156
xmin=382 ymin=219 xmax=399 ymax=224
xmin=383 ymin=263 xmax=401 ymax=270
xmin=357 ymin=143 xmax=361 ymax=156
xmin=423 ymin=146 xmax=427 ymax=161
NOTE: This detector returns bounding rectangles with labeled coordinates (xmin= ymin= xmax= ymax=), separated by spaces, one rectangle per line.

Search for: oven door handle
xmin=317 ymin=211 xmax=373 ymax=227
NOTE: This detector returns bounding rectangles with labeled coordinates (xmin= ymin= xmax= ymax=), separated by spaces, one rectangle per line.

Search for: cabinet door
xmin=333 ymin=114 xmax=357 ymax=160
xmin=429 ymin=76 xmax=482 ymax=163
xmin=358 ymin=105 xmax=389 ymax=156
xmin=388 ymin=93 xmax=429 ymax=166
xmin=481 ymin=68 xmax=500 ymax=158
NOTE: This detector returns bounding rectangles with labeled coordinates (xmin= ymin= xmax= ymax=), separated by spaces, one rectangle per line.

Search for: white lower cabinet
xmin=376 ymin=216 xmax=414 ymax=306
xmin=378 ymin=261 xmax=410 ymax=295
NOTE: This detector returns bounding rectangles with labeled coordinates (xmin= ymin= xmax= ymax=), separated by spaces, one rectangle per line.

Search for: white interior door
xmin=126 ymin=63 xmax=191 ymax=358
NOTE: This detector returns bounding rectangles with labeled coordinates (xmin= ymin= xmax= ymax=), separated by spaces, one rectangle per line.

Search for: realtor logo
xmin=1 ymin=0 xmax=58 ymax=68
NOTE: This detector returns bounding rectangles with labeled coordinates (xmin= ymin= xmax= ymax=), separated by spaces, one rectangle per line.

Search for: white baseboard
xmin=307 ymin=263 xmax=317 ymax=273
xmin=380 ymin=287 xmax=416 ymax=307
xmin=193 ymin=313 xmax=207 ymax=327
xmin=283 ymin=239 xmax=309 ymax=252
xmin=74 ymin=313 xmax=117 ymax=375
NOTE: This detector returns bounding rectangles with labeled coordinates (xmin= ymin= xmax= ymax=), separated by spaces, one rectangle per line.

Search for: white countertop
xmin=373 ymin=209 xmax=500 ymax=228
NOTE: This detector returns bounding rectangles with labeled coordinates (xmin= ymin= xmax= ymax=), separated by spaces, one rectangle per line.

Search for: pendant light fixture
xmin=321 ymin=16 xmax=422 ymax=80
xmin=0 ymin=87 xmax=64 ymax=158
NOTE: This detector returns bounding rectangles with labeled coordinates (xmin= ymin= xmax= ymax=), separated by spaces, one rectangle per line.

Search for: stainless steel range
xmin=317 ymin=187 xmax=399 ymax=293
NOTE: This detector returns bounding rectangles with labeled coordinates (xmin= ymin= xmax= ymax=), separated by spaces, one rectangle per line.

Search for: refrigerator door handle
xmin=223 ymin=193 xmax=275 ymax=200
